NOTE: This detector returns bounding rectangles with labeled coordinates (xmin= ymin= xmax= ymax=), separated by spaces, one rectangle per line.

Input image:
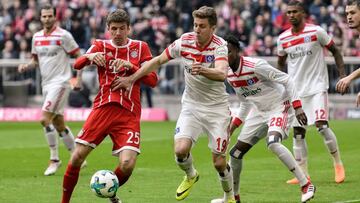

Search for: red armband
xmin=292 ymin=100 xmax=302 ymax=109
xmin=232 ymin=117 xmax=243 ymax=127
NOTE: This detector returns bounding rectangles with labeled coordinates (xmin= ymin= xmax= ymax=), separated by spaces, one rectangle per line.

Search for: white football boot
xmin=44 ymin=160 xmax=62 ymax=176
xmin=301 ymin=181 xmax=316 ymax=202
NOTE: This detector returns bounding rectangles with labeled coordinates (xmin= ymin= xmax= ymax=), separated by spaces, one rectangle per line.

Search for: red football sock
xmin=114 ymin=166 xmax=130 ymax=186
xmin=62 ymin=164 xmax=81 ymax=203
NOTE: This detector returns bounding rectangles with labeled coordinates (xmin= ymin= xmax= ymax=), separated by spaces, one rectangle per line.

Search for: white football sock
xmin=293 ymin=135 xmax=309 ymax=176
xmin=176 ymin=153 xmax=197 ymax=178
xmin=59 ymin=127 xmax=75 ymax=152
xmin=268 ymin=142 xmax=308 ymax=186
xmin=218 ymin=165 xmax=234 ymax=200
xmin=318 ymin=126 xmax=342 ymax=165
xmin=230 ymin=156 xmax=242 ymax=196
xmin=44 ymin=124 xmax=59 ymax=161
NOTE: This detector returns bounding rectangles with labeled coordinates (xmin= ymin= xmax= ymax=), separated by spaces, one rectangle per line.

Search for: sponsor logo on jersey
xmin=240 ymin=87 xmax=262 ymax=98
xmin=130 ymin=49 xmax=138 ymax=58
xmin=289 ymin=50 xmax=313 ymax=59
xmin=205 ymin=55 xmax=214 ymax=63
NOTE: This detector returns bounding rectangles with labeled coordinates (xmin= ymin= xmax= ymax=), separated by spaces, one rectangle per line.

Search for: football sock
xmin=114 ymin=166 xmax=130 ymax=187
xmin=230 ymin=156 xmax=242 ymax=196
xmin=44 ymin=124 xmax=59 ymax=161
xmin=268 ymin=142 xmax=308 ymax=186
xmin=59 ymin=127 xmax=75 ymax=152
xmin=176 ymin=153 xmax=197 ymax=179
xmin=218 ymin=164 xmax=234 ymax=200
xmin=293 ymin=135 xmax=309 ymax=176
xmin=318 ymin=126 xmax=342 ymax=164
xmin=62 ymin=164 xmax=81 ymax=203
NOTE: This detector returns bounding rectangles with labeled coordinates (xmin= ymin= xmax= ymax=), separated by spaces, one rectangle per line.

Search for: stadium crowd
xmin=0 ymin=0 xmax=359 ymax=97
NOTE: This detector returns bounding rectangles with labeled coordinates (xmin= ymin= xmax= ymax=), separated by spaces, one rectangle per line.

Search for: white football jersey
xmin=227 ymin=57 xmax=300 ymax=121
xmin=165 ymin=32 xmax=229 ymax=107
xmin=277 ymin=24 xmax=334 ymax=97
xmin=32 ymin=27 xmax=79 ymax=86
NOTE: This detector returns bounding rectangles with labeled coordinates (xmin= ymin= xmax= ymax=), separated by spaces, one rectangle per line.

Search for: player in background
xmin=61 ymin=9 xmax=158 ymax=203
xmin=111 ymin=6 xmax=236 ymax=203
xmin=212 ymin=34 xmax=316 ymax=203
xmin=336 ymin=0 xmax=360 ymax=107
xmin=277 ymin=0 xmax=346 ymax=184
xmin=18 ymin=4 xmax=84 ymax=176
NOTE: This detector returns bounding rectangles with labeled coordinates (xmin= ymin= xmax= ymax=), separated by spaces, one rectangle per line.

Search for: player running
xmin=212 ymin=34 xmax=316 ymax=203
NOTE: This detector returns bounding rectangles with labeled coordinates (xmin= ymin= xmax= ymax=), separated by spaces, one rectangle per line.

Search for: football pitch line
xmin=333 ymin=199 xmax=360 ymax=203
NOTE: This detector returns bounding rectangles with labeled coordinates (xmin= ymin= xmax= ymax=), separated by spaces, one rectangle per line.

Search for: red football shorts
xmin=75 ymin=103 xmax=141 ymax=155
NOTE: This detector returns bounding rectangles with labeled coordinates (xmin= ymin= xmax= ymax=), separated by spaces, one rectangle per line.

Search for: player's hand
xmin=18 ymin=64 xmax=28 ymax=73
xmin=295 ymin=107 xmax=307 ymax=126
xmin=356 ymin=92 xmax=360 ymax=107
xmin=336 ymin=76 xmax=351 ymax=94
xmin=111 ymin=76 xmax=133 ymax=92
xmin=86 ymin=52 xmax=106 ymax=67
xmin=111 ymin=59 xmax=133 ymax=72
xmin=191 ymin=63 xmax=203 ymax=75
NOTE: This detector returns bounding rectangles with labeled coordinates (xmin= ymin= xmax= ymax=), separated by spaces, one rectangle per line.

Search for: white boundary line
xmin=333 ymin=199 xmax=360 ymax=203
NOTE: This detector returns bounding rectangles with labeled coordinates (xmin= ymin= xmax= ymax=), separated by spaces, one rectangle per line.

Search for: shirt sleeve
xmin=31 ymin=36 xmax=36 ymax=55
xmin=317 ymin=26 xmax=333 ymax=48
xmin=138 ymin=41 xmax=158 ymax=87
xmin=165 ymin=38 xmax=181 ymax=60
xmin=62 ymin=31 xmax=80 ymax=54
xmin=254 ymin=59 xmax=300 ymax=106
xmin=214 ymin=43 xmax=228 ymax=61
xmin=277 ymin=37 xmax=286 ymax=56
xmin=85 ymin=40 xmax=102 ymax=54
xmin=139 ymin=41 xmax=153 ymax=65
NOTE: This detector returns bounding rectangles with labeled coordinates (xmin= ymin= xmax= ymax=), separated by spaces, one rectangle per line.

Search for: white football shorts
xmin=238 ymin=101 xmax=295 ymax=145
xmin=42 ymin=83 xmax=70 ymax=115
xmin=293 ymin=91 xmax=328 ymax=127
xmin=174 ymin=102 xmax=231 ymax=155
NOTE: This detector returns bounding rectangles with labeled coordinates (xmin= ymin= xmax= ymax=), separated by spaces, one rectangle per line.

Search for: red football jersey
xmin=75 ymin=39 xmax=158 ymax=116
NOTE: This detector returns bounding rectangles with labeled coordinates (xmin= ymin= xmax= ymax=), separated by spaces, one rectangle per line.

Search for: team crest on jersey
xmin=304 ymin=36 xmax=311 ymax=43
xmin=130 ymin=49 xmax=138 ymax=58
xmin=247 ymin=78 xmax=256 ymax=85
xmin=205 ymin=55 xmax=215 ymax=63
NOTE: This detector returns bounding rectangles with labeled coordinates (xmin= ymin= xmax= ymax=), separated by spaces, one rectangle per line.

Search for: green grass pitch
xmin=0 ymin=120 xmax=359 ymax=203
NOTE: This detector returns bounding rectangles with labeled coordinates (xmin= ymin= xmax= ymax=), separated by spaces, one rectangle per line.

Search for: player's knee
xmin=266 ymin=134 xmax=282 ymax=149
xmin=315 ymin=121 xmax=329 ymax=132
xmin=229 ymin=141 xmax=252 ymax=160
xmin=40 ymin=118 xmax=50 ymax=127
xmin=174 ymin=147 xmax=189 ymax=160
xmin=213 ymin=156 xmax=226 ymax=172
xmin=70 ymin=151 xmax=86 ymax=167
xmin=293 ymin=127 xmax=306 ymax=139
xmin=119 ymin=159 xmax=135 ymax=175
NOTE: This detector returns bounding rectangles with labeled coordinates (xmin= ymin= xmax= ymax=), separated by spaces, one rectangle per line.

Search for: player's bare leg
xmin=40 ymin=111 xmax=61 ymax=176
xmin=287 ymin=127 xmax=309 ymax=184
xmin=316 ymin=121 xmax=345 ymax=183
xmin=111 ymin=149 xmax=138 ymax=203
xmin=266 ymin=132 xmax=315 ymax=202
xmin=62 ymin=143 xmax=92 ymax=203
xmin=174 ymin=138 xmax=199 ymax=201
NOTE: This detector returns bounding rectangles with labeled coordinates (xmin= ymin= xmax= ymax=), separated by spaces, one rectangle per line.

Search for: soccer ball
xmin=90 ymin=170 xmax=119 ymax=198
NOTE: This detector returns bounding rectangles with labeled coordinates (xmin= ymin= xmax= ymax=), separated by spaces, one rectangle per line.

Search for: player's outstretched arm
xmin=336 ymin=68 xmax=360 ymax=94
xmin=111 ymin=51 xmax=169 ymax=91
xmin=191 ymin=59 xmax=228 ymax=81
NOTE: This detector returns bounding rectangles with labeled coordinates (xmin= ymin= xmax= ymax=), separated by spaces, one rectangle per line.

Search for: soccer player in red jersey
xmin=336 ymin=0 xmax=360 ymax=107
xmin=18 ymin=4 xmax=83 ymax=176
xmin=277 ymin=0 xmax=346 ymax=184
xmin=61 ymin=9 xmax=158 ymax=203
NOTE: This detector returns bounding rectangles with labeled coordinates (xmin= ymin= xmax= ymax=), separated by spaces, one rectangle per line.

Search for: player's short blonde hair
xmin=106 ymin=9 xmax=130 ymax=26
xmin=192 ymin=6 xmax=217 ymax=27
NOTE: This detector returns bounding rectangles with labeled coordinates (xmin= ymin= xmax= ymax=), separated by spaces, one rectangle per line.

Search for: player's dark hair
xmin=224 ymin=34 xmax=241 ymax=50
xmin=347 ymin=0 xmax=360 ymax=8
xmin=192 ymin=6 xmax=217 ymax=26
xmin=288 ymin=0 xmax=306 ymax=12
xmin=40 ymin=4 xmax=56 ymax=16
xmin=106 ymin=9 xmax=130 ymax=26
